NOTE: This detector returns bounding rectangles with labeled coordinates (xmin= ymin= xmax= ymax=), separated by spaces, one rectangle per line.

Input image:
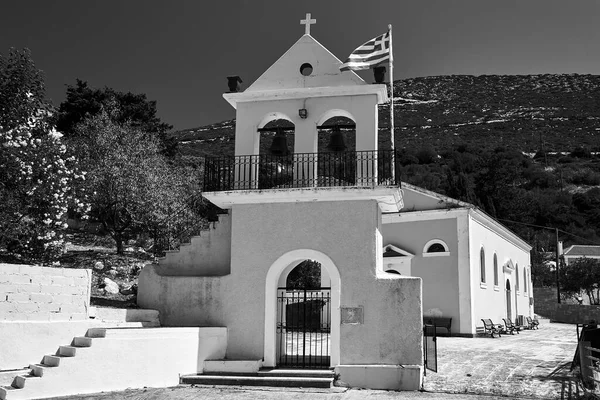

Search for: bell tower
xmin=203 ymin=13 xmax=403 ymax=212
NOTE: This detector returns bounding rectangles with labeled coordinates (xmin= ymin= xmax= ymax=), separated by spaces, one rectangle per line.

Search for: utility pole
xmin=555 ymin=228 xmax=561 ymax=304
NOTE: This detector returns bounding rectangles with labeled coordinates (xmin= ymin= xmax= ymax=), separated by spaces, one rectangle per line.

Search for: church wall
xmin=468 ymin=215 xmax=532 ymax=331
xmin=225 ymin=199 xmax=422 ymax=365
xmin=381 ymin=217 xmax=461 ymax=333
xmin=154 ymin=214 xmax=232 ymax=277
xmin=234 ymin=94 xmax=379 ymax=156
xmin=137 ymin=265 xmax=230 ymax=327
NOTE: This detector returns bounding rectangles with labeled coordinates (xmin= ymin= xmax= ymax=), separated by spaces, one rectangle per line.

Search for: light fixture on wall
xmin=299 ymin=108 xmax=308 ymax=119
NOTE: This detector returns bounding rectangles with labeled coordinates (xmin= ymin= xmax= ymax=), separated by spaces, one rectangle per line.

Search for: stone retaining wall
xmin=0 ymin=264 xmax=91 ymax=321
xmin=533 ymin=286 xmax=600 ymax=324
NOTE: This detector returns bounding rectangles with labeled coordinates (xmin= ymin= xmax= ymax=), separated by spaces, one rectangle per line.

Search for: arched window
xmin=422 ymin=239 xmax=450 ymax=257
xmin=493 ymin=254 xmax=499 ymax=287
xmin=516 ymin=264 xmax=520 ymax=292
xmin=480 ymin=247 xmax=486 ymax=284
xmin=427 ymin=243 xmax=445 ymax=253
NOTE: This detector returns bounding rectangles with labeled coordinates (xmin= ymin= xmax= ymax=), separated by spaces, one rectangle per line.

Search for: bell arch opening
xmin=264 ymin=249 xmax=340 ymax=368
xmin=257 ymin=117 xmax=295 ymax=189
xmin=316 ymin=115 xmax=356 ymax=186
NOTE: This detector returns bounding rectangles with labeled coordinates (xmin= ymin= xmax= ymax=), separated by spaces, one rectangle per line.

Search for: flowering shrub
xmin=0 ymin=48 xmax=87 ymax=262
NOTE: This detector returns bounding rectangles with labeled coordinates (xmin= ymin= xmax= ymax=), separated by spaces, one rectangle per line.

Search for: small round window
xmin=300 ymin=63 xmax=313 ymax=76
xmin=427 ymin=243 xmax=446 ymax=253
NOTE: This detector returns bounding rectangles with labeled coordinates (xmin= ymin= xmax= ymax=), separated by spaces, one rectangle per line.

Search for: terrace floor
xmin=423 ymin=319 xmax=584 ymax=399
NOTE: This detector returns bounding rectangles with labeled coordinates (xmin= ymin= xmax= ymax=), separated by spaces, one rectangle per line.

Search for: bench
xmin=423 ymin=316 xmax=452 ymax=336
xmin=526 ymin=316 xmax=539 ymax=330
xmin=481 ymin=318 xmax=502 ymax=338
xmin=502 ymin=318 xmax=524 ymax=334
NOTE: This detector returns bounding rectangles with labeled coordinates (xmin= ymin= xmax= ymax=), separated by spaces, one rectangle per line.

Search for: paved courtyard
xmin=49 ymin=320 xmax=587 ymax=400
xmin=423 ymin=320 xmax=583 ymax=399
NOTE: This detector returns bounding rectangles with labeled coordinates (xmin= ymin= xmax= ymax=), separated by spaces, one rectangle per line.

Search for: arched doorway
xmin=264 ymin=249 xmax=341 ymax=369
xmin=276 ymin=260 xmax=330 ymax=368
xmin=506 ymin=279 xmax=512 ymax=320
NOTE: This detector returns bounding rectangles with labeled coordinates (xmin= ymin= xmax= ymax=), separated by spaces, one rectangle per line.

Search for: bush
xmin=416 ymin=146 xmax=437 ymax=164
xmin=571 ymin=146 xmax=592 ymax=158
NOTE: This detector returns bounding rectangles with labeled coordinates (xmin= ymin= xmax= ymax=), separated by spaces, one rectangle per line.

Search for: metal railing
xmin=150 ymin=193 xmax=210 ymax=258
xmin=203 ymin=150 xmax=400 ymax=192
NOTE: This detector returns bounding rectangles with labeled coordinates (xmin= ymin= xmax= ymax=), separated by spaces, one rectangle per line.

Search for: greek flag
xmin=340 ymin=31 xmax=390 ymax=71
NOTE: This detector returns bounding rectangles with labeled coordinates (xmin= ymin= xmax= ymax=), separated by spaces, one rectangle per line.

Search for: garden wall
xmin=533 ymin=287 xmax=600 ymax=324
xmin=0 ymin=263 xmax=91 ymax=321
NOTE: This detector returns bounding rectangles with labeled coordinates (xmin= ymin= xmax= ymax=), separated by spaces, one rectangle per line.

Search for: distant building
xmin=563 ymin=245 xmax=600 ymax=265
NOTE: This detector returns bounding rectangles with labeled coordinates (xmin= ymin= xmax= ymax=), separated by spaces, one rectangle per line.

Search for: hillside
xmin=172 ymin=74 xmax=600 ymax=256
xmin=173 ymin=74 xmax=600 ymax=157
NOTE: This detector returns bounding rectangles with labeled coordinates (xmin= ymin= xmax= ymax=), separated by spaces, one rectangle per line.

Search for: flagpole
xmin=388 ymin=24 xmax=395 ymax=183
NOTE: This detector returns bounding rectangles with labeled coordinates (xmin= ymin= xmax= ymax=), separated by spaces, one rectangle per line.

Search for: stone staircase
xmin=180 ymin=360 xmax=335 ymax=388
xmin=0 ymin=325 xmax=227 ymax=399
xmin=156 ymin=213 xmax=231 ymax=275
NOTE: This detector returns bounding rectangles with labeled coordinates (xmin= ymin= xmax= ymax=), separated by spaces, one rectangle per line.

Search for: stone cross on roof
xmin=300 ymin=13 xmax=316 ymax=35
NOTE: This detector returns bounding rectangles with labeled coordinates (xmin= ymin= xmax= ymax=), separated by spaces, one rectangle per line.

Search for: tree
xmin=57 ymin=79 xmax=177 ymax=156
xmin=0 ymin=48 xmax=86 ymax=262
xmin=70 ymin=112 xmax=201 ymax=254
xmin=560 ymin=258 xmax=600 ymax=304
xmin=286 ymin=260 xmax=322 ymax=289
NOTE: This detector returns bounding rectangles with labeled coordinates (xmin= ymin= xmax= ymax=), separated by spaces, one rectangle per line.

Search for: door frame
xmin=264 ymin=249 xmax=341 ymax=368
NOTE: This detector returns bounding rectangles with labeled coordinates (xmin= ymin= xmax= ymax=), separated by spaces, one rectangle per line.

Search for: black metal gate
xmin=276 ymin=287 xmax=331 ymax=368
xmin=423 ymin=324 xmax=438 ymax=374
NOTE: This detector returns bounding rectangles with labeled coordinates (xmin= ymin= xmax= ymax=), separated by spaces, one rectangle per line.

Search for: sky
xmin=1 ymin=0 xmax=599 ymax=131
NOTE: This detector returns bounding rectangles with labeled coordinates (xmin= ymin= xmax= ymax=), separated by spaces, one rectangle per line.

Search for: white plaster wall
xmin=138 ymin=200 xmax=423 ymax=366
xmin=468 ymin=214 xmax=532 ymax=329
xmin=247 ymin=35 xmax=364 ymax=92
xmin=381 ymin=217 xmax=460 ymax=332
xmin=0 ymin=264 xmax=91 ymax=322
xmin=156 ymin=214 xmax=232 ymax=276
xmin=227 ymin=200 xmax=422 ymax=365
xmin=234 ymin=94 xmax=379 ymax=157
xmin=5 ymin=327 xmax=226 ymax=399
xmin=1 ymin=319 xmax=149 ymax=370
xmin=138 ymin=266 xmax=230 ymax=327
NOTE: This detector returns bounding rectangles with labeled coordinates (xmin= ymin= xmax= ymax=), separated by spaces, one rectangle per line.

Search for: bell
xmin=270 ymin=128 xmax=289 ymax=156
xmin=326 ymin=125 xmax=347 ymax=152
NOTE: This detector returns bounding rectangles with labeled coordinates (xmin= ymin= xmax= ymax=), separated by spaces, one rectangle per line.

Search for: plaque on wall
xmin=341 ymin=306 xmax=363 ymax=325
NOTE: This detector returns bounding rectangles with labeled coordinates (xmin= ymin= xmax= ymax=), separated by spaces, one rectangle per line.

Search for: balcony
xmin=203 ymin=150 xmax=400 ymax=192
xmin=202 ymin=150 xmax=403 ymax=212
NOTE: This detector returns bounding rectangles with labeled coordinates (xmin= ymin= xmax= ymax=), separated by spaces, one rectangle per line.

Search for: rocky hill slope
xmin=173 ymin=74 xmax=600 ymax=157
xmin=171 ymin=74 xmax=600 ymax=255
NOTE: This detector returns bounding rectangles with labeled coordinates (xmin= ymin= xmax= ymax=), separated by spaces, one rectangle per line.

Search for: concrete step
xmin=204 ymin=359 xmax=262 ymax=374
xmin=258 ymin=368 xmax=334 ymax=379
xmin=41 ymin=356 xmax=61 ymax=368
xmin=90 ymin=308 xmax=160 ymax=326
xmin=57 ymin=346 xmax=77 ymax=357
xmin=181 ymin=368 xmax=334 ymax=388
xmin=180 ymin=373 xmax=333 ymax=388
xmin=0 ymin=384 xmax=29 ymax=400
xmin=28 ymin=364 xmax=58 ymax=378
xmin=0 ymin=370 xmax=29 ymax=387
xmin=72 ymin=337 xmax=92 ymax=347
xmin=89 ymin=327 xmax=217 ymax=339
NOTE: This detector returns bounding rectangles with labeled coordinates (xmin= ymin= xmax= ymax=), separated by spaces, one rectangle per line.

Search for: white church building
xmin=138 ymin=15 xmax=533 ymax=390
